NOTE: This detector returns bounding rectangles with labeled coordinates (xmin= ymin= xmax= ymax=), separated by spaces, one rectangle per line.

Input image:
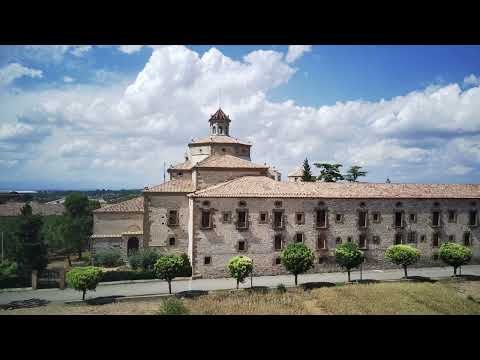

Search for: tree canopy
xmin=344 ymin=166 xmax=367 ymax=182
xmin=314 ymin=163 xmax=344 ymax=182
xmin=301 ymin=158 xmax=315 ymax=182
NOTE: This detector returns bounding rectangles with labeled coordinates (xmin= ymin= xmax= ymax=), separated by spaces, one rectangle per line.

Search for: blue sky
xmin=1 ymin=45 xmax=480 ymax=190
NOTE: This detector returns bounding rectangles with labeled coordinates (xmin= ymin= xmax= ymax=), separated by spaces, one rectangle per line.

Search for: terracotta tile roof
xmin=288 ymin=167 xmax=303 ymax=177
xmin=94 ymin=197 xmax=144 ymax=213
xmin=168 ymin=159 xmax=194 ymax=171
xmin=189 ymin=135 xmax=251 ymax=146
xmin=194 ymin=154 xmax=269 ymax=169
xmin=191 ymin=176 xmax=480 ymax=199
xmin=209 ymin=108 xmax=231 ymax=122
xmin=144 ymin=179 xmax=195 ymax=193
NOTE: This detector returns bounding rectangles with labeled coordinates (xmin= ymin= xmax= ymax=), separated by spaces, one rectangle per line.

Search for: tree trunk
xmin=78 ymin=248 xmax=82 ymax=260
xmin=454 ymin=266 xmax=457 ymax=277
xmin=403 ymin=265 xmax=408 ymax=278
xmin=236 ymin=279 xmax=239 ymax=289
xmin=82 ymin=289 xmax=86 ymax=301
xmin=67 ymin=255 xmax=72 ymax=267
xmin=168 ymin=280 xmax=172 ymax=294
xmin=347 ymin=270 xmax=351 ymax=282
xmin=294 ymin=274 xmax=298 ymax=286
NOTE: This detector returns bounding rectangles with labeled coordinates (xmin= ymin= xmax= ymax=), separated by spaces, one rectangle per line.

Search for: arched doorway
xmin=127 ymin=237 xmax=139 ymax=256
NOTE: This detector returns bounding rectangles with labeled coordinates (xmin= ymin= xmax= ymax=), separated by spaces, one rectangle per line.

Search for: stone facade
xmin=92 ymin=108 xmax=480 ymax=278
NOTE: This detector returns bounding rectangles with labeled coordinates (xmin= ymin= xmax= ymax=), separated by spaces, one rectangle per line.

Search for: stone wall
xmin=93 ymin=212 xmax=143 ymax=235
xmin=192 ymin=197 xmax=480 ymax=278
xmin=144 ymin=193 xmax=190 ymax=256
xmin=195 ymin=169 xmax=267 ymax=190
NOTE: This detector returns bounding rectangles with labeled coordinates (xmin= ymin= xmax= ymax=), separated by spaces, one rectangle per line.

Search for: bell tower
xmin=209 ymin=108 xmax=231 ymax=136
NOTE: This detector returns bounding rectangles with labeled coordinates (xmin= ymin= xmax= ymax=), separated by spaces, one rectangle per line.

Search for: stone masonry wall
xmin=93 ymin=212 xmax=143 ymax=235
xmin=196 ymin=169 xmax=267 ymax=190
xmin=192 ymin=197 xmax=480 ymax=278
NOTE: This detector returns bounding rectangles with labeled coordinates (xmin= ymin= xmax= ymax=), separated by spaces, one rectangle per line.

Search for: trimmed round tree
xmin=335 ymin=242 xmax=364 ymax=282
xmin=439 ymin=242 xmax=473 ymax=276
xmin=280 ymin=243 xmax=315 ymax=285
xmin=66 ymin=266 xmax=103 ymax=300
xmin=227 ymin=255 xmax=253 ymax=289
xmin=154 ymin=255 xmax=184 ymax=294
xmin=385 ymin=244 xmax=421 ymax=278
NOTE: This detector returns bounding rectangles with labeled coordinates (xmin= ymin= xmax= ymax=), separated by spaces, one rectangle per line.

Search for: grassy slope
xmin=2 ymin=280 xmax=480 ymax=315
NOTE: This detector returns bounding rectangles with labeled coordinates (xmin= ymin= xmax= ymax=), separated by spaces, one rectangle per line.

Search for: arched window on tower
xmin=212 ymin=126 xmax=216 ymax=134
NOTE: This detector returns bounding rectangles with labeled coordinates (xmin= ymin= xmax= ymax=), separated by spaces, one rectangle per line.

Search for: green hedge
xmin=100 ymin=270 xmax=156 ymax=282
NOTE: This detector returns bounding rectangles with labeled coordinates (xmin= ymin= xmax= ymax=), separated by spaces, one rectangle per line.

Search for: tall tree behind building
xmin=344 ymin=165 xmax=368 ymax=182
xmin=314 ymin=163 xmax=344 ymax=182
xmin=301 ymin=158 xmax=315 ymax=182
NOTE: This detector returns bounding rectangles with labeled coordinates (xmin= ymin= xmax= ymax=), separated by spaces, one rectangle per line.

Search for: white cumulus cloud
xmin=0 ymin=63 xmax=43 ymax=86
xmin=285 ymin=45 xmax=312 ymax=63
xmin=464 ymin=74 xmax=480 ymax=86
xmin=63 ymin=76 xmax=75 ymax=83
xmin=118 ymin=45 xmax=145 ymax=54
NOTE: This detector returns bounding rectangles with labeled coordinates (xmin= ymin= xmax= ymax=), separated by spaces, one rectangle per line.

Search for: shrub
xmin=100 ymin=269 xmax=155 ymax=282
xmin=128 ymin=248 xmax=160 ymax=270
xmin=93 ymin=248 xmax=124 ymax=268
xmin=335 ymin=242 xmax=365 ymax=282
xmin=0 ymin=260 xmax=18 ymax=280
xmin=178 ymin=253 xmax=192 ymax=277
xmin=276 ymin=283 xmax=287 ymax=293
xmin=66 ymin=266 xmax=103 ymax=300
xmin=280 ymin=243 xmax=315 ymax=286
xmin=79 ymin=251 xmax=92 ymax=264
xmin=158 ymin=297 xmax=189 ymax=315
xmin=385 ymin=244 xmax=421 ymax=278
xmin=154 ymin=255 xmax=184 ymax=294
xmin=439 ymin=242 xmax=473 ymax=276
xmin=227 ymin=255 xmax=253 ymax=289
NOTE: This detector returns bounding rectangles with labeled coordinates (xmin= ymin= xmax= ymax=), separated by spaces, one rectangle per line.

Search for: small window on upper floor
xmin=169 ymin=237 xmax=176 ymax=246
xmin=409 ymin=213 xmax=417 ymax=223
xmin=432 ymin=211 xmax=441 ymax=227
xmin=335 ymin=213 xmax=344 ymax=223
xmin=204 ymin=256 xmax=211 ymax=265
xmin=168 ymin=210 xmax=179 ymax=226
xmin=448 ymin=210 xmax=457 ymax=223
xmin=259 ymin=211 xmax=268 ymax=224
xmin=469 ymin=210 xmax=478 ymax=226
xmin=316 ymin=209 xmax=327 ymax=228
xmin=372 ymin=212 xmax=381 ymax=223
xmin=201 ymin=210 xmax=212 ymax=229
xmin=295 ymin=212 xmax=305 ymax=225
xmin=222 ymin=212 xmax=231 ymax=223
xmin=358 ymin=211 xmax=368 ymax=228
xmin=294 ymin=233 xmax=304 ymax=243
xmin=274 ymin=234 xmax=283 ymax=251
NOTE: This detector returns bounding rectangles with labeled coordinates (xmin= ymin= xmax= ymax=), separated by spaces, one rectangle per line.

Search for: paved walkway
xmin=1 ymin=265 xmax=479 ymax=305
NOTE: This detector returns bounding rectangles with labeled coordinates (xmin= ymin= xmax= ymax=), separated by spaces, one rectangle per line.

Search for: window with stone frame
xmin=236 ymin=209 xmax=249 ymax=230
xmin=168 ymin=237 xmax=176 ymax=246
xmin=432 ymin=232 xmax=440 ymax=247
xmin=201 ymin=209 xmax=212 ymax=229
xmin=448 ymin=235 xmax=455 ymax=242
xmin=167 ymin=210 xmax=179 ymax=226
xmin=295 ymin=212 xmax=305 ymax=225
xmin=259 ymin=211 xmax=268 ymax=224
xmin=358 ymin=210 xmax=368 ymax=228
xmin=347 ymin=236 xmax=353 ymax=243
xmin=335 ymin=236 xmax=342 ymax=245
xmin=372 ymin=235 xmax=381 ymax=245
xmin=469 ymin=210 xmax=478 ymax=226
xmin=316 ymin=209 xmax=328 ymax=228
xmin=294 ymin=232 xmax=304 ymax=243
xmin=222 ymin=211 xmax=232 ymax=223
xmin=358 ymin=233 xmax=367 ymax=249
xmin=238 ymin=241 xmax=246 ymax=252
xmin=372 ymin=212 xmax=381 ymax=223
xmin=317 ymin=233 xmax=327 ymax=249
xmin=407 ymin=231 xmax=417 ymax=244
xmin=204 ymin=256 xmax=211 ymax=265
xmin=275 ymin=257 xmax=282 ymax=265
xmin=273 ymin=209 xmax=285 ymax=229
xmin=274 ymin=234 xmax=283 ymax=251
xmin=463 ymin=232 xmax=472 ymax=246
xmin=394 ymin=232 xmax=403 ymax=245
xmin=409 ymin=213 xmax=417 ymax=223
xmin=394 ymin=211 xmax=404 ymax=228
xmin=432 ymin=211 xmax=441 ymax=227
xmin=448 ymin=210 xmax=457 ymax=223
xmin=335 ymin=213 xmax=344 ymax=223
xmin=420 ymin=234 xmax=426 ymax=242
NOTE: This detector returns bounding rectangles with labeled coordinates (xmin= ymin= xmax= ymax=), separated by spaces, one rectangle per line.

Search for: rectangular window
xmin=222 ymin=212 xmax=231 ymax=223
xmin=274 ymin=234 xmax=283 ymax=251
xmin=420 ymin=235 xmax=426 ymax=242
xmin=358 ymin=211 xmax=367 ymax=228
xmin=469 ymin=210 xmax=478 ymax=226
xmin=394 ymin=212 xmax=403 ymax=228
xmin=316 ymin=209 xmax=327 ymax=228
xmin=317 ymin=234 xmax=327 ymax=249
xmin=407 ymin=231 xmax=417 ymax=244
xmin=335 ymin=237 xmax=342 ymax=244
xmin=204 ymin=256 xmax=211 ymax=265
xmin=238 ymin=241 xmax=246 ymax=251
xmin=395 ymin=233 xmax=403 ymax=245
xmin=432 ymin=233 xmax=440 ymax=247
xmin=295 ymin=212 xmax=305 ymax=225
xmin=273 ymin=210 xmax=284 ymax=229
xmin=372 ymin=235 xmax=381 ymax=244
xmin=169 ymin=237 xmax=176 ymax=246
xmin=359 ymin=234 xmax=367 ymax=249
xmin=347 ymin=236 xmax=352 ymax=243
xmin=409 ymin=213 xmax=417 ymax=223
xmin=259 ymin=212 xmax=268 ymax=224
xmin=464 ymin=232 xmax=471 ymax=246
xmin=295 ymin=233 xmax=304 ymax=243
xmin=168 ymin=210 xmax=179 ymax=226
xmin=201 ymin=210 xmax=212 ymax=229
xmin=275 ymin=257 xmax=281 ymax=265
xmin=237 ymin=210 xmax=248 ymax=229
xmin=448 ymin=235 xmax=455 ymax=242
xmin=335 ymin=213 xmax=343 ymax=223
xmin=372 ymin=212 xmax=380 ymax=223
xmin=448 ymin=210 xmax=456 ymax=223
xmin=432 ymin=211 xmax=440 ymax=227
